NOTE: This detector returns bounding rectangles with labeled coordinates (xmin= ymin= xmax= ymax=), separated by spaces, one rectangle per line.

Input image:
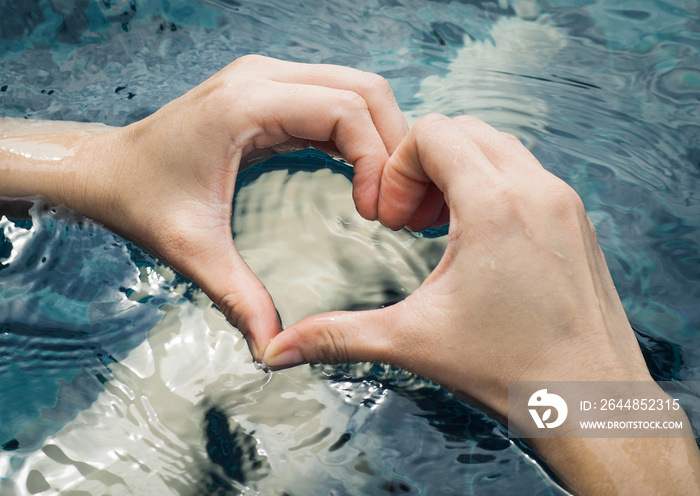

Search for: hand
xmin=261 ymin=114 xmax=700 ymax=495
xmin=5 ymin=55 xmax=408 ymax=357
xmin=262 ymin=113 xmax=650 ymax=403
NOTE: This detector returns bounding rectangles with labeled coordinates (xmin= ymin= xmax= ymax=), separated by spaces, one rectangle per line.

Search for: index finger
xmin=377 ymin=114 xmax=498 ymax=230
xmin=230 ymin=55 xmax=408 ymax=155
xmin=238 ymin=81 xmax=393 ymax=221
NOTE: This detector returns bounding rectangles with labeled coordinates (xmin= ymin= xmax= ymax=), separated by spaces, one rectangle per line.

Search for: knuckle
xmin=486 ymin=179 xmax=519 ymax=210
xmin=452 ymin=114 xmax=483 ymax=127
xmin=541 ymin=179 xmax=586 ymax=219
xmin=232 ymin=53 xmax=267 ymax=69
xmin=218 ymin=291 xmax=246 ymax=329
xmin=314 ymin=327 xmax=350 ymax=364
xmin=549 ymin=180 xmax=583 ymax=207
xmin=336 ymin=89 xmax=368 ymax=111
xmin=500 ymin=131 xmax=522 ymax=143
xmin=483 ymin=177 xmax=586 ymax=229
xmin=217 ymin=284 xmax=269 ymax=334
xmin=413 ymin=113 xmax=451 ymax=134
xmin=452 ymin=115 xmax=492 ymax=136
xmin=363 ymin=72 xmax=394 ymax=99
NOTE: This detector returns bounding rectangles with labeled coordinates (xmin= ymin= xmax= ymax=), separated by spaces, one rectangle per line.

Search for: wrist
xmin=55 ymin=125 xmax=145 ymax=234
xmin=481 ymin=337 xmax=652 ymax=422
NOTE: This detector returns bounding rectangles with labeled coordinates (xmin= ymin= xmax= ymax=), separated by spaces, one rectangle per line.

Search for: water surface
xmin=1 ymin=1 xmax=699 ymax=494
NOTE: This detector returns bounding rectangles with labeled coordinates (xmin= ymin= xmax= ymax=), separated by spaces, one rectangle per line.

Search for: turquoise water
xmin=1 ymin=0 xmax=699 ymax=494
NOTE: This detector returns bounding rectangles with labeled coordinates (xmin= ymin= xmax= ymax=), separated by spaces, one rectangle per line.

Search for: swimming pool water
xmin=1 ymin=0 xmax=699 ymax=494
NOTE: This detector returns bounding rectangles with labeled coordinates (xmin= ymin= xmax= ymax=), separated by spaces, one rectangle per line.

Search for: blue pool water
xmin=1 ymin=0 xmax=699 ymax=494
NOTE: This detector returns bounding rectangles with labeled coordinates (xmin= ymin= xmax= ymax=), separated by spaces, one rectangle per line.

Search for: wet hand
xmin=261 ymin=114 xmax=651 ymax=414
xmin=64 ymin=55 xmax=408 ymax=357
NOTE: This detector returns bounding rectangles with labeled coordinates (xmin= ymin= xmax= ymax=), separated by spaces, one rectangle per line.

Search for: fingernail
xmin=253 ymin=359 xmax=270 ymax=373
xmin=263 ymin=348 xmax=304 ymax=369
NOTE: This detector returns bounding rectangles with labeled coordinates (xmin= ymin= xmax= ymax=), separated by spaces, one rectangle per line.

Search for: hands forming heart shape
xmin=0 ymin=51 xmax=658 ymax=429
xmin=2 ymin=55 xmax=698 ymax=495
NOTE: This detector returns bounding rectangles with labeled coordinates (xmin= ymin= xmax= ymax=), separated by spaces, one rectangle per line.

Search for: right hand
xmin=262 ymin=114 xmax=651 ymax=414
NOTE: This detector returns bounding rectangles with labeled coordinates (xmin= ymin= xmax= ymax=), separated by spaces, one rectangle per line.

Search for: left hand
xmin=51 ymin=55 xmax=409 ymax=356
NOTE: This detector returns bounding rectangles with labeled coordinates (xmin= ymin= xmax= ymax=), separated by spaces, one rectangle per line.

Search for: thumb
xmin=174 ymin=241 xmax=282 ymax=359
xmin=261 ymin=308 xmax=397 ymax=370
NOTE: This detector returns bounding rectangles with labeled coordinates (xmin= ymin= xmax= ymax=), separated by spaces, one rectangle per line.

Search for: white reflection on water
xmin=6 ymin=166 xmax=447 ymax=495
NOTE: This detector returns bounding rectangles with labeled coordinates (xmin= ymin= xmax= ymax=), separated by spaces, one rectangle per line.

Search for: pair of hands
xmin=60 ymin=55 xmax=649 ymax=415
xmin=6 ymin=55 xmax=699 ymax=495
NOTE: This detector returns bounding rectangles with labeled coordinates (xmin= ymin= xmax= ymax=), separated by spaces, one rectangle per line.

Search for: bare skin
xmin=0 ymin=55 xmax=409 ymax=357
xmin=261 ymin=114 xmax=700 ymax=495
xmin=1 ymin=57 xmax=698 ymax=495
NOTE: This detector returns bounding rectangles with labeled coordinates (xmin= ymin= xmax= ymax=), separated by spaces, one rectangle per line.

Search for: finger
xmin=405 ymin=182 xmax=447 ymax=232
xmin=231 ymin=55 xmax=409 ymax=155
xmin=378 ymin=114 xmax=497 ymax=230
xmin=261 ymin=308 xmax=396 ymax=369
xmin=171 ymin=238 xmax=281 ymax=359
xmin=435 ymin=203 xmax=450 ymax=227
xmin=308 ymin=139 xmax=341 ymax=158
xmin=261 ymin=298 xmax=449 ymax=386
xmin=240 ymin=139 xmax=342 ymax=172
xmin=244 ymin=137 xmax=342 ymax=160
xmin=238 ymin=81 xmax=391 ymax=220
xmin=452 ymin=115 xmax=542 ymax=172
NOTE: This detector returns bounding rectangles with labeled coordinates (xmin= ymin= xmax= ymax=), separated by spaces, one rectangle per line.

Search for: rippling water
xmin=1 ymin=1 xmax=699 ymax=494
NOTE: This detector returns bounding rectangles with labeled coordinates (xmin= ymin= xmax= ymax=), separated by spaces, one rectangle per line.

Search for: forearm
xmin=0 ymin=117 xmax=118 ymax=216
xmin=0 ymin=117 xmax=113 ymax=138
